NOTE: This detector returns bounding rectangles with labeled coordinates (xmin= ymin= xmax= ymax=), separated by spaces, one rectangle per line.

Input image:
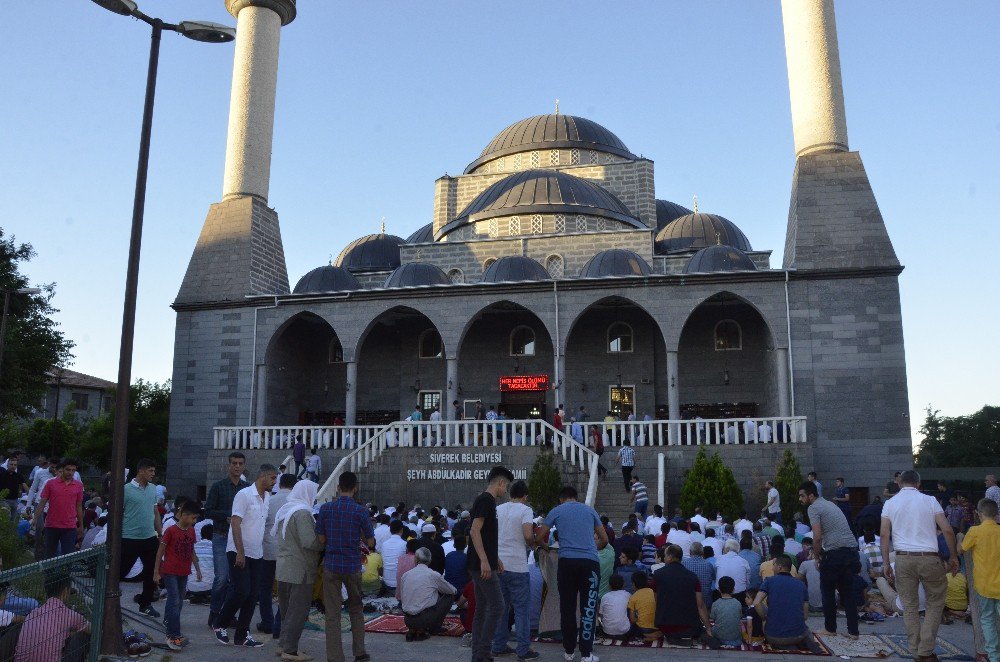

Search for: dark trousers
xmin=556 ymin=557 xmax=600 ymax=658
xmin=471 ymin=574 xmax=504 ymax=662
xmin=404 ymin=593 xmax=453 ymax=632
xmin=257 ymin=559 xmax=276 ymax=631
xmin=44 ymin=527 xmax=77 ymax=559
xmin=217 ymin=553 xmax=261 ymax=642
xmin=819 ymin=546 xmax=860 ymax=636
xmin=293 ymin=460 xmax=305 ymax=478
xmin=622 ymin=466 xmax=633 ymax=489
xmin=121 ymin=535 xmax=159 ymax=609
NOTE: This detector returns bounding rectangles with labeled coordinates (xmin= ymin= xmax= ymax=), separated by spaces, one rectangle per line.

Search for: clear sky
xmin=2 ymin=2 xmax=998 ymax=444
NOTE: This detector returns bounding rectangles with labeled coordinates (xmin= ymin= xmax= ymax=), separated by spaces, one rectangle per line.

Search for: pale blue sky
xmin=2 ymin=2 xmax=998 ymax=443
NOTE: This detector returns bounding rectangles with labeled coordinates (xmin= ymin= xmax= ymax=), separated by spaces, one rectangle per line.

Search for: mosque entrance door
xmin=498 ymin=374 xmax=548 ymax=420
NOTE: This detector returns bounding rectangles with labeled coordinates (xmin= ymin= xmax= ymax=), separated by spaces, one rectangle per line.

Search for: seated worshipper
xmin=874 ymin=561 xmax=927 ymax=616
xmin=187 ymin=523 xmax=215 ymax=603
xmin=394 ymin=538 xmax=420 ymax=600
xmin=443 ymin=534 xmax=469 ymax=594
xmin=689 ymin=521 xmax=705 ymax=544
xmin=361 ymin=546 xmax=383 ymax=597
xmin=616 ymin=548 xmax=648 ymax=594
xmin=714 ymin=539 xmax=751 ymax=602
xmin=400 ymin=547 xmax=457 ymax=641
xmin=710 ymin=576 xmax=745 ymax=647
xmin=703 ymin=528 xmax=724 ymax=559
xmin=644 ymin=505 xmax=667 ymax=537
xmin=598 ymin=574 xmax=631 ymax=638
xmin=600 ymin=515 xmax=616 ymax=545
xmin=417 ymin=522 xmax=446 ymax=574
xmin=654 ymin=522 xmax=670 ymax=549
xmin=738 ymin=536 xmax=763 ymax=590
xmin=627 ymin=572 xmax=658 ymax=641
xmin=683 ymin=542 xmax=716 ymax=609
xmin=759 ymin=540 xmax=799 ymax=580
xmin=783 ymin=527 xmax=803 ymax=558
xmin=598 ymin=531 xmax=616 ymax=599
xmin=612 ymin=524 xmax=643 ymax=567
xmin=858 ymin=525 xmax=883 ymax=574
xmin=0 ymin=582 xmax=25 ymax=629
xmin=651 ymin=544 xmax=720 ymax=647
xmin=742 ymin=589 xmax=764 ymax=639
xmin=796 ymin=537 xmax=814 ymax=566
xmin=798 ymin=551 xmax=824 ymax=612
xmin=750 ymin=555 xmax=823 ymax=653
xmin=380 ymin=520 xmax=408 ymax=597
xmin=640 ymin=535 xmax=657 ymax=566
xmin=943 ymin=571 xmax=968 ymax=620
xmin=14 ymin=573 xmax=90 ymax=662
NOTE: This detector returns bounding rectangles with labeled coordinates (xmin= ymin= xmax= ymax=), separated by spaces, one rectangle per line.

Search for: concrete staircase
xmin=593 ymin=473 xmax=637 ymax=529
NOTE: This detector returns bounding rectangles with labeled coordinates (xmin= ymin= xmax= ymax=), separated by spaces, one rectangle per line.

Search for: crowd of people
xmin=2 ymin=445 xmax=1000 ymax=662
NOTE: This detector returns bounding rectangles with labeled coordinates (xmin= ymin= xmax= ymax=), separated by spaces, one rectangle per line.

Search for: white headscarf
xmin=271 ymin=480 xmax=318 ymax=539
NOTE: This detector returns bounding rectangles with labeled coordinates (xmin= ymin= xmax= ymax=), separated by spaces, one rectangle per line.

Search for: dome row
xmin=294 ymin=246 xmax=757 ymax=294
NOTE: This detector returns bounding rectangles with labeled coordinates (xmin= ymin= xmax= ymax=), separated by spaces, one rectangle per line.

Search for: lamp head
xmin=178 ymin=21 xmax=236 ymax=43
xmin=17 ymin=288 xmax=41 ymax=295
xmin=91 ymin=0 xmax=137 ymax=15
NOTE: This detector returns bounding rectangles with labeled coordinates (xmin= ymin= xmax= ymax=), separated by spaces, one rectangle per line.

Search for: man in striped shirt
xmin=630 ymin=476 xmax=649 ymax=518
xmin=617 ymin=442 xmax=636 ymax=491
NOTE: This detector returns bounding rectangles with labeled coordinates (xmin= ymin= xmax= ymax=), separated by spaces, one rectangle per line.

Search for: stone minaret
xmin=780 ymin=0 xmax=898 ymax=270
xmin=175 ymin=0 xmax=296 ymax=305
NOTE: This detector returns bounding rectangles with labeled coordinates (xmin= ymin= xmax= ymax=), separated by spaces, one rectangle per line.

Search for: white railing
xmin=212 ymin=425 xmax=385 ymax=450
xmin=567 ymin=416 xmax=808 ymax=447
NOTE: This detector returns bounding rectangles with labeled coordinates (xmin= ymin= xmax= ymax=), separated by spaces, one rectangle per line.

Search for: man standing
xmin=214 ymin=464 xmax=276 ymax=648
xmin=807 ymin=472 xmax=823 ymax=498
xmin=292 ymin=437 xmax=306 ymax=478
xmin=468 ymin=466 xmax=514 ymax=662
xmin=316 ymin=471 xmax=374 ymax=662
xmin=617 ymin=440 xmax=636 ymax=492
xmin=534 ymin=485 xmax=608 ymax=662
xmin=491 ymin=480 xmax=538 ymax=661
xmin=305 ymin=449 xmax=322 ymax=482
xmin=204 ymin=452 xmax=249 ymax=629
xmin=273 ymin=480 xmax=322 ymax=661
xmin=27 ymin=459 xmax=58 ymax=557
xmin=832 ymin=478 xmax=853 ymax=527
xmin=28 ymin=455 xmax=48 ymax=483
xmin=960 ymin=498 xmax=1000 ymax=662
xmin=400 ymin=547 xmax=457 ymax=640
xmin=798 ymin=480 xmax=860 ymax=639
xmin=880 ymin=470 xmax=958 ymax=661
xmin=0 ymin=455 xmax=28 ymax=521
xmin=985 ymin=474 xmax=1000 ymax=510
xmin=762 ymin=480 xmax=782 ymax=525
xmin=629 ymin=476 xmax=648 ymax=518
xmin=260 ymin=473 xmax=296 ymax=636
xmin=121 ymin=458 xmax=163 ymax=618
xmin=32 ymin=458 xmax=84 ymax=558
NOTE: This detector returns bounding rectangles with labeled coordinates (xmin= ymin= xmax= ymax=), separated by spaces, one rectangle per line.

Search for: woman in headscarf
xmin=273 ymin=479 xmax=322 ymax=661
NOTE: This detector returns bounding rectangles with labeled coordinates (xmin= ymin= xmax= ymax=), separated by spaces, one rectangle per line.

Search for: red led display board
xmin=499 ymin=374 xmax=549 ymax=392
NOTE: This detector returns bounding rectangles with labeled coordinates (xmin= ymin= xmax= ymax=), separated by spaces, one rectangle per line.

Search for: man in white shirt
xmin=373 ymin=514 xmax=391 ymax=552
xmin=28 ymin=455 xmax=48 ymax=483
xmin=757 ymin=421 xmax=772 ymax=443
xmin=742 ymin=419 xmax=757 ymax=443
xmin=305 ymin=450 xmax=322 ymax=482
xmin=880 ymin=470 xmax=957 ymax=660
xmin=400 ymin=548 xmax=456 ymax=638
xmin=762 ymin=480 xmax=782 ymax=525
xmin=380 ymin=521 xmax=408 ymax=593
xmin=733 ymin=514 xmax=753 ymax=540
xmin=644 ymin=505 xmax=667 ymax=537
xmin=271 ymin=465 xmax=287 ymax=495
xmin=690 ymin=507 xmax=708 ymax=534
xmin=714 ymin=540 xmax=751 ymax=598
xmin=985 ymin=474 xmax=1000 ymax=509
xmin=666 ymin=520 xmax=692 ymax=559
xmin=214 ymin=464 xmax=276 ymax=648
xmin=492 ymin=480 xmax=537 ymax=660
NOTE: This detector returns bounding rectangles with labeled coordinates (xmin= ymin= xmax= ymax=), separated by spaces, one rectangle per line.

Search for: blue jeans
xmin=44 ymin=527 xmax=77 ymax=558
xmin=979 ymin=594 xmax=999 ymax=662
xmin=209 ymin=533 xmax=231 ymax=621
xmin=163 ymin=574 xmax=188 ymax=638
xmin=634 ymin=500 xmax=648 ymax=518
xmin=769 ymin=510 xmax=782 ymax=526
xmin=257 ymin=559 xmax=276 ymax=630
xmin=492 ymin=571 xmax=531 ymax=656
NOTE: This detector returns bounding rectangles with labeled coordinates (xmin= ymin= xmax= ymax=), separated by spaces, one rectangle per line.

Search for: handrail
xmin=316 ymin=421 xmax=396 ymax=502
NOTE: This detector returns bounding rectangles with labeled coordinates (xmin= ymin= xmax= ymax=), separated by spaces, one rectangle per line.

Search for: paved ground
xmin=114 ymin=583 xmax=978 ymax=661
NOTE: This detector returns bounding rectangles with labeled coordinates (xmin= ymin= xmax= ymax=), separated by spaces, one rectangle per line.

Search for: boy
xmin=640 ymin=535 xmax=657 ymax=566
xmin=598 ymin=574 xmax=630 ymax=637
xmin=444 ymin=534 xmax=469 ymax=594
xmin=960 ymin=498 xmax=1000 ymax=662
xmin=14 ymin=574 xmax=89 ymax=661
xmin=153 ymin=501 xmax=202 ymax=650
xmin=616 ymin=548 xmax=648 ymax=594
xmin=742 ymin=588 xmax=764 ymax=640
xmin=627 ymin=572 xmax=657 ymax=641
xmin=709 ymin=576 xmax=743 ymax=647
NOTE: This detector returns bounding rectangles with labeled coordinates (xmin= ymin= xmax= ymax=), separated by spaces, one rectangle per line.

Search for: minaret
xmin=780 ymin=0 xmax=898 ymax=270
xmin=176 ymin=0 xmax=296 ymax=305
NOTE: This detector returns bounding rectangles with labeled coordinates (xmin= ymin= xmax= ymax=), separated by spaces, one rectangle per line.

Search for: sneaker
xmin=127 ymin=641 xmax=152 ymax=658
xmin=564 ymin=654 xmax=576 ymax=661
xmin=239 ymin=635 xmax=266 ymax=648
xmin=461 ymin=633 xmax=473 ymax=648
xmin=214 ymin=628 xmax=230 ymax=645
xmin=581 ymin=656 xmax=599 ymax=662
xmin=166 ymin=636 xmax=184 ymax=651
xmin=518 ymin=652 xmax=541 ymax=661
xmin=492 ymin=646 xmax=517 ymax=656
xmin=139 ymin=605 xmax=161 ymax=619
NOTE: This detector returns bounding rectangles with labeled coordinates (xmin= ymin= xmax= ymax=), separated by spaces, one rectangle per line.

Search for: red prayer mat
xmin=364 ymin=614 xmax=465 ymax=637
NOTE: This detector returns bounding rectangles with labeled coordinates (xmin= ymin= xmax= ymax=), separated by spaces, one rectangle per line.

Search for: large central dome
xmin=464 ymin=114 xmax=636 ymax=173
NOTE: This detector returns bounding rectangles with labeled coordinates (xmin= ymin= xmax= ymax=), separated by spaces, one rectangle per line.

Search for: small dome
xmin=481 ymin=256 xmax=549 ymax=283
xmin=334 ymin=233 xmax=405 ymax=273
xmin=655 ymin=199 xmax=693 ymax=233
xmin=466 ymin=114 xmax=636 ymax=173
xmin=579 ymin=249 xmax=652 ymax=278
xmin=406 ymin=223 xmax=434 ymax=244
xmin=655 ymin=212 xmax=752 ymax=254
xmin=438 ymin=169 xmax=641 ymax=239
xmin=384 ymin=262 xmax=451 ymax=288
xmin=683 ymin=245 xmax=758 ymax=274
xmin=293 ymin=265 xmax=361 ymax=293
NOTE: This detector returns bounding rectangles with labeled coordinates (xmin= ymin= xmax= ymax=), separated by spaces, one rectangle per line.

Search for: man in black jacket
xmin=418 ymin=522 xmax=446 ymax=574
xmin=202 ymin=452 xmax=249 ymax=628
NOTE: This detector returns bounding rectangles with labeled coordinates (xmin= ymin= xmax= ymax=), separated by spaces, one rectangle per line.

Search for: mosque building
xmin=167 ymin=0 xmax=912 ymax=506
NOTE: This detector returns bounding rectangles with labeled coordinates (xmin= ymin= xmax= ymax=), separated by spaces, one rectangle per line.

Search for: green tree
xmin=0 ymin=229 xmax=74 ymax=420
xmin=915 ymin=405 xmax=1000 ymax=468
xmin=679 ymin=448 xmax=744 ymax=521
xmin=527 ymin=448 xmax=562 ymax=514
xmin=0 ymin=488 xmax=31 ymax=568
xmin=774 ymin=449 xmax=803 ymax=522
xmin=72 ymin=379 xmax=170 ymax=471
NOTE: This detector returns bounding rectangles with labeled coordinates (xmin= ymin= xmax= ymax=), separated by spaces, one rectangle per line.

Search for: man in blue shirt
xmin=750 ymin=555 xmax=823 ymax=653
xmin=316 ymin=471 xmax=374 ymax=662
xmin=534 ymin=485 xmax=609 ymax=662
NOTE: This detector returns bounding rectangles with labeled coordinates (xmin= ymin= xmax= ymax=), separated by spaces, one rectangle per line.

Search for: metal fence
xmin=0 ymin=547 xmax=107 ymax=662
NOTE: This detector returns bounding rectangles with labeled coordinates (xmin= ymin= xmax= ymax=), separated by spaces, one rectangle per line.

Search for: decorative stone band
xmin=226 ymin=0 xmax=296 ymax=25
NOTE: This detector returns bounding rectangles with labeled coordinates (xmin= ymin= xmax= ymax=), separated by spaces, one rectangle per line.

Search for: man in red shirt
xmin=32 ymin=458 xmax=84 ymax=558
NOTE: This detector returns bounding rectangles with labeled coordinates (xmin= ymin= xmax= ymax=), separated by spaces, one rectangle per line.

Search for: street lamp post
xmin=88 ymin=0 xmax=234 ymax=655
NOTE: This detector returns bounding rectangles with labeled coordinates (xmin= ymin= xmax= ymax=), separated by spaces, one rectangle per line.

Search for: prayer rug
xmin=304 ymin=608 xmax=380 ymax=632
xmin=532 ymin=634 xmax=747 ymax=650
xmin=364 ymin=614 xmax=465 ymax=636
xmin=878 ymin=633 xmax=973 ymax=660
xmin=815 ymin=633 xmax=889 ymax=658
xmin=759 ymin=633 xmax=831 ymax=655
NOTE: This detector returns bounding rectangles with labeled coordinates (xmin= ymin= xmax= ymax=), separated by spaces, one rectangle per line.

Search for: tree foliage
xmin=72 ymin=379 xmax=171 ymax=470
xmin=0 ymin=229 xmax=74 ymax=420
xmin=774 ymin=449 xmax=804 ymax=521
xmin=679 ymin=448 xmax=745 ymax=521
xmin=915 ymin=405 xmax=1000 ymax=468
xmin=527 ymin=448 xmax=562 ymax=514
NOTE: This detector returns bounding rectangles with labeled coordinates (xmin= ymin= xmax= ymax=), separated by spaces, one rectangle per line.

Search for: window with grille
xmin=571 ymin=149 xmax=580 ymax=165
xmin=596 ymin=218 xmax=609 ymax=232
xmin=549 ymin=150 xmax=560 ymax=166
xmin=530 ymin=215 xmax=543 ymax=234
xmin=555 ymin=215 xmax=566 ymax=233
xmin=509 ymin=216 xmax=521 ymax=236
xmin=448 ymin=268 xmax=464 ymax=284
xmin=488 ymin=218 xmax=499 ymax=238
xmin=546 ymin=255 xmax=564 ymax=279
xmin=576 ymin=216 xmax=588 ymax=232
xmin=589 ymin=151 xmax=599 ymax=164
xmin=513 ymin=154 xmax=522 ymax=169
xmin=530 ymin=151 xmax=540 ymax=168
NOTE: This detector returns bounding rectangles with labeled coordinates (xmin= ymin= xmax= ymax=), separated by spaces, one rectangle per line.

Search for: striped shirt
xmin=632 ymin=481 xmax=648 ymax=503
xmin=618 ymin=446 xmax=636 ymax=467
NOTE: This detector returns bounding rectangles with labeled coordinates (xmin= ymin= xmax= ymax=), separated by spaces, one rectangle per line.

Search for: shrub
xmin=679 ymin=447 xmax=744 ymax=521
xmin=774 ymin=449 xmax=803 ymax=522
xmin=527 ymin=448 xmax=562 ymax=514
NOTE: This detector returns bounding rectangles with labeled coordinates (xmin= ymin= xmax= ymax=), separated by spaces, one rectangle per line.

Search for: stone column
xmin=775 ymin=348 xmax=791 ymax=417
xmin=554 ymin=353 xmax=566 ymax=412
xmin=253 ymin=364 xmax=267 ymax=424
xmin=345 ymin=360 xmax=358 ymax=426
xmin=222 ymin=0 xmax=296 ymax=201
xmin=666 ymin=351 xmax=680 ymax=420
xmin=446 ymin=358 xmax=459 ymax=420
xmin=780 ymin=0 xmax=849 ymax=157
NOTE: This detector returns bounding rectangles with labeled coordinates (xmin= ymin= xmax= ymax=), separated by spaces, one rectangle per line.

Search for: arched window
xmin=328 ymin=338 xmax=344 ymax=363
xmin=447 ymin=268 xmax=464 ymax=284
xmin=419 ymin=329 xmax=443 ymax=358
xmin=510 ymin=326 xmax=536 ymax=356
xmin=608 ymin=322 xmax=633 ymax=353
xmin=483 ymin=257 xmax=497 ymax=272
xmin=714 ymin=319 xmax=742 ymax=351
xmin=545 ymin=254 xmax=564 ymax=279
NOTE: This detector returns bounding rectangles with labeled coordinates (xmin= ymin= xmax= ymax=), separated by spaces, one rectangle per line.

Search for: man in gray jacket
xmin=260 ymin=473 xmax=296 ymax=636
xmin=273 ymin=479 xmax=322 ymax=661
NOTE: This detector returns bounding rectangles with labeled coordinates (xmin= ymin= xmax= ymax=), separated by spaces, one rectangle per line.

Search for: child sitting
xmin=598 ymin=575 xmax=630 ymax=638
xmin=710 ymin=576 xmax=744 ymax=647
xmin=627 ymin=572 xmax=657 ymax=641
xmin=640 ymin=535 xmax=657 ymax=566
xmin=14 ymin=574 xmax=90 ymax=661
xmin=0 ymin=582 xmax=24 ymax=630
xmin=742 ymin=588 xmax=764 ymax=640
xmin=153 ymin=499 xmax=202 ymax=651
